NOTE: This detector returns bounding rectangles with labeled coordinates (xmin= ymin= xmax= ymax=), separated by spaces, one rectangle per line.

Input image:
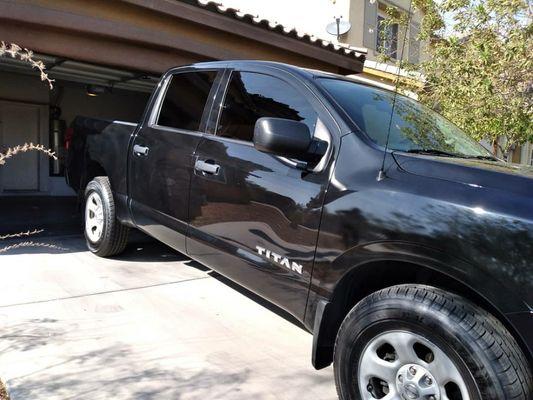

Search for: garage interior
xmin=0 ymin=55 xmax=158 ymax=237
xmin=0 ymin=54 xmax=157 ymax=197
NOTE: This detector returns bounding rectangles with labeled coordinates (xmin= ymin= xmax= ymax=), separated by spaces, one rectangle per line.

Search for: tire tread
xmin=84 ymin=176 xmax=129 ymax=257
xmin=333 ymin=284 xmax=532 ymax=400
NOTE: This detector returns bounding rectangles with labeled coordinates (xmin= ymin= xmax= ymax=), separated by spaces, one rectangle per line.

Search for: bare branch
xmin=0 ymin=41 xmax=54 ymax=89
xmin=0 ymin=229 xmax=44 ymax=240
xmin=0 ymin=143 xmax=57 ymax=166
xmin=0 ymin=241 xmax=66 ymax=254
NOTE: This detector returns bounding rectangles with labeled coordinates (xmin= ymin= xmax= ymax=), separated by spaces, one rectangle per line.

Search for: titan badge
xmin=256 ymin=246 xmax=303 ymax=274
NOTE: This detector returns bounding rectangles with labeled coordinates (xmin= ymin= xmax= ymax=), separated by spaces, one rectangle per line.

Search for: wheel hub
xmin=85 ymin=192 xmax=104 ymax=242
xmin=358 ymin=331 xmax=469 ymax=400
xmin=396 ymin=363 xmax=440 ymax=400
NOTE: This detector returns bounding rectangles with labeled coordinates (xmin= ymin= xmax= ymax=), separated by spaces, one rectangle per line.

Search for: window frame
xmin=376 ymin=1 xmax=401 ymax=59
xmin=148 ymin=68 xmax=223 ymax=135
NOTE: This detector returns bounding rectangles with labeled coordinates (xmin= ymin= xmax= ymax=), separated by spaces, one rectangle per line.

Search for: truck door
xmin=187 ymin=69 xmax=336 ymax=319
xmin=128 ymin=69 xmax=222 ymax=253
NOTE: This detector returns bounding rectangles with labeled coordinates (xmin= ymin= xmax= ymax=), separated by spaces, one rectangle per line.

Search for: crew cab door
xmin=128 ymin=68 xmax=222 ymax=253
xmin=187 ymin=68 xmax=337 ymax=319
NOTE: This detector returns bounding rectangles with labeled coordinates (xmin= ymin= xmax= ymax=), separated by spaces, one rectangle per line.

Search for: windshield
xmin=319 ymin=78 xmax=494 ymax=158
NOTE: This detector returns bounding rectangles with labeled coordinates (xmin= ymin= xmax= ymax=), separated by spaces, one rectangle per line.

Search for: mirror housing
xmin=253 ymin=117 xmax=326 ymax=163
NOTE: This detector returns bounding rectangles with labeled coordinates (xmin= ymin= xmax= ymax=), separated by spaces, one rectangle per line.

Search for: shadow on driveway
xmin=2 ymin=229 xmax=305 ymax=330
xmin=1 ymin=232 xmax=333 ymax=399
xmin=0 ymin=196 xmax=81 ymax=238
xmin=3 ymin=318 xmax=252 ymax=400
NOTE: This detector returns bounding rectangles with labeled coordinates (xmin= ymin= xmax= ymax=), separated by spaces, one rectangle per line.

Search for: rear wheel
xmin=84 ymin=177 xmax=129 ymax=257
xmin=333 ymin=284 xmax=532 ymax=400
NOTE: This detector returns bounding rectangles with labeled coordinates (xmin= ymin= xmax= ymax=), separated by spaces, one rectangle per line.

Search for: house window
xmin=377 ymin=3 xmax=398 ymax=59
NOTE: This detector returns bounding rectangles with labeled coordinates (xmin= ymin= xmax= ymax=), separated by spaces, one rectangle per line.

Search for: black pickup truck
xmin=67 ymin=61 xmax=532 ymax=400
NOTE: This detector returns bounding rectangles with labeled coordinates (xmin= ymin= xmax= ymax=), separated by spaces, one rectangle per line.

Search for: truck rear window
xmin=157 ymin=71 xmax=217 ymax=131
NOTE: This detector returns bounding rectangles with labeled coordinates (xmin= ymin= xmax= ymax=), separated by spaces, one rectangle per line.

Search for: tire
xmin=334 ymin=284 xmax=532 ymax=400
xmin=84 ymin=176 xmax=129 ymax=257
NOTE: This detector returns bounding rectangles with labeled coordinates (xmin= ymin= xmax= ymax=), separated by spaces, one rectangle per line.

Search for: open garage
xmin=0 ymin=56 xmax=156 ymax=196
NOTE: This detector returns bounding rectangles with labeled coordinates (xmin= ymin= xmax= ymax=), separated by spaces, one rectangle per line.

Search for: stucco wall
xmin=339 ymin=0 xmax=426 ymax=63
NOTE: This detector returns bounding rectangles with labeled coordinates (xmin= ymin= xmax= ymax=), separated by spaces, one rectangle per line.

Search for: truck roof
xmin=175 ymin=60 xmax=344 ymax=80
xmin=178 ymin=60 xmax=398 ymax=95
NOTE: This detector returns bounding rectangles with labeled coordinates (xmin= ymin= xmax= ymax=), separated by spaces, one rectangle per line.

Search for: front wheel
xmin=84 ymin=176 xmax=129 ymax=257
xmin=334 ymin=284 xmax=532 ymax=400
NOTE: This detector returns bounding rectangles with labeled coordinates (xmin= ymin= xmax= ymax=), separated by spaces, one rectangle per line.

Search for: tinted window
xmin=319 ymin=78 xmax=492 ymax=157
xmin=217 ymin=72 xmax=317 ymax=142
xmin=157 ymin=71 xmax=217 ymax=131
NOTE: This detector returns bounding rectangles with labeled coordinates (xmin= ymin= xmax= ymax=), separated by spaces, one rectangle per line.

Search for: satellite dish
xmin=326 ymin=17 xmax=351 ymax=40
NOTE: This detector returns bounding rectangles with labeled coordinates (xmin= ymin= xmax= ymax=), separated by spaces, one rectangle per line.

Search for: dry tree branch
xmin=0 ymin=142 xmax=57 ymax=166
xmin=0 ymin=143 xmax=63 ymax=253
xmin=0 ymin=41 xmax=54 ymax=89
xmin=0 ymin=44 xmax=66 ymax=255
xmin=0 ymin=241 xmax=66 ymax=254
xmin=0 ymin=229 xmax=44 ymax=240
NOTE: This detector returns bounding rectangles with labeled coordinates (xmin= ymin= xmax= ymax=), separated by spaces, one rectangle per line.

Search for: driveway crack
xmin=0 ymin=276 xmax=210 ymax=308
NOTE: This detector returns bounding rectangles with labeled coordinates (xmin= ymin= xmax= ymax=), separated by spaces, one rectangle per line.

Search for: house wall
xmin=516 ymin=143 xmax=533 ymax=165
xmin=521 ymin=143 xmax=533 ymax=165
xmin=332 ymin=0 xmax=426 ymax=63
xmin=495 ymin=138 xmax=532 ymax=165
xmin=221 ymin=0 xmax=426 ymax=63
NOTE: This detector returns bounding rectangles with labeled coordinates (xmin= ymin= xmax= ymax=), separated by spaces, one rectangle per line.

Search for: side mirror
xmin=253 ymin=117 xmax=315 ymax=161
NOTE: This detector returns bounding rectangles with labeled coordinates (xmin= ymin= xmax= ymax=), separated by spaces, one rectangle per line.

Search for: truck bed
xmin=66 ymin=116 xmax=137 ymax=194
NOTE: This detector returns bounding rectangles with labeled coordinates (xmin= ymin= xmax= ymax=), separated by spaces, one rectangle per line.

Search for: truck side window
xmin=157 ymin=71 xmax=217 ymax=131
xmin=217 ymin=72 xmax=317 ymax=142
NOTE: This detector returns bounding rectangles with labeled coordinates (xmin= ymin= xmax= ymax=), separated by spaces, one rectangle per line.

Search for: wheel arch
xmin=311 ymin=259 xmax=533 ymax=370
xmin=77 ymin=159 xmax=108 ymax=204
xmin=84 ymin=160 xmax=107 ymax=189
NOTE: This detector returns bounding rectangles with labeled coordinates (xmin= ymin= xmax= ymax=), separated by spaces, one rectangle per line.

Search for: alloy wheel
xmin=85 ymin=191 xmax=104 ymax=242
xmin=358 ymin=330 xmax=470 ymax=400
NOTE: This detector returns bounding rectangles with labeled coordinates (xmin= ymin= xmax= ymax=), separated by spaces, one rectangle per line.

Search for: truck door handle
xmin=195 ymin=159 xmax=220 ymax=175
xmin=133 ymin=144 xmax=149 ymax=156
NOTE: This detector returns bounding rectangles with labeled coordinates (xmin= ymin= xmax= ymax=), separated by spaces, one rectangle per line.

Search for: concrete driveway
xmin=0 ymin=234 xmax=337 ymax=400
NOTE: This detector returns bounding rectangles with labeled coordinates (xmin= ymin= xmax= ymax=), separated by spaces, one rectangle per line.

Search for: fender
xmin=82 ymin=119 xmax=137 ymax=225
xmin=85 ymin=121 xmax=136 ymax=196
xmin=308 ymin=241 xmax=531 ymax=369
xmin=333 ymin=240 xmax=527 ymax=314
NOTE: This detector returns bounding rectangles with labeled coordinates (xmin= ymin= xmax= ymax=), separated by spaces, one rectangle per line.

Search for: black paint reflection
xmin=311 ymin=134 xmax=533 ymax=320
